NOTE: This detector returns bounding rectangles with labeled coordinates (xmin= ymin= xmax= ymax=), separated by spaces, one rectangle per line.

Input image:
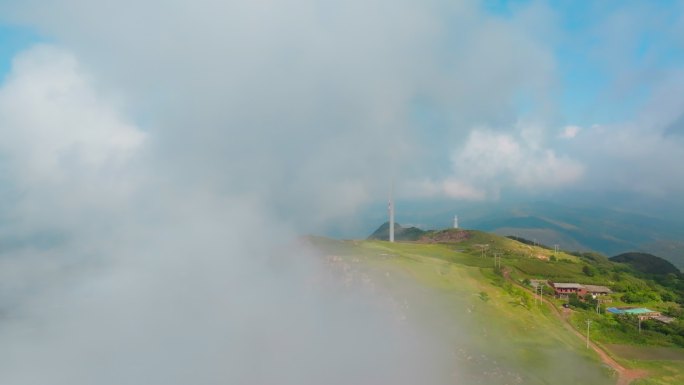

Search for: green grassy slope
xmin=309 ymin=230 xmax=684 ymax=384
xmin=309 ymin=236 xmax=614 ymax=385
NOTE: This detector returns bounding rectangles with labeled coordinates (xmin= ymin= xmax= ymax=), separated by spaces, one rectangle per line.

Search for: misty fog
xmin=0 ymin=0 xmax=683 ymax=384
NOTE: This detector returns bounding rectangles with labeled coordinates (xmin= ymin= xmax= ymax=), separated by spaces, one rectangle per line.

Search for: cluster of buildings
xmin=544 ymin=281 xmax=675 ymax=323
xmin=547 ymin=282 xmax=612 ymax=299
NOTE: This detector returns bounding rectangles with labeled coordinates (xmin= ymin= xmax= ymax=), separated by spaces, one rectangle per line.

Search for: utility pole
xmin=478 ymin=244 xmax=490 ymax=259
xmin=586 ymin=320 xmax=592 ymax=349
xmin=554 ymin=244 xmax=559 ymax=256
xmin=388 ymin=183 xmax=394 ymax=243
xmin=493 ymin=252 xmax=501 ymax=269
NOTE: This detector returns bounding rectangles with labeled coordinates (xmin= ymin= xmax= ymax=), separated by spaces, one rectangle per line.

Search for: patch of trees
xmin=572 ymin=251 xmax=612 ymax=266
xmin=610 ymin=252 xmax=681 ymax=276
xmin=611 ymin=314 xmax=684 ymax=348
xmin=505 ymin=235 xmax=551 ymax=250
xmin=570 ymin=250 xmax=684 ymax=305
xmin=621 ymin=290 xmax=661 ymax=303
xmin=567 ymin=293 xmax=601 ymax=311
xmin=582 ymin=265 xmax=597 ymax=277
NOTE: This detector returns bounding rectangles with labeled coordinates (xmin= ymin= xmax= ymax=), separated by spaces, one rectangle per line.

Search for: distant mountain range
xmin=357 ymin=200 xmax=684 ymax=269
xmin=467 ymin=202 xmax=684 ymax=269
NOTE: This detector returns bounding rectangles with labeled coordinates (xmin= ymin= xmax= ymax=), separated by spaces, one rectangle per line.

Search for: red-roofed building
xmin=549 ymin=282 xmax=586 ymax=298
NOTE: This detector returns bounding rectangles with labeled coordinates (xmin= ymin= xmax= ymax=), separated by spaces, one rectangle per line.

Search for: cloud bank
xmin=0 ymin=0 xmax=683 ymax=383
xmin=0 ymin=43 xmax=454 ymax=384
xmin=406 ymin=125 xmax=584 ymax=201
xmin=0 ymin=1 xmax=561 ymax=383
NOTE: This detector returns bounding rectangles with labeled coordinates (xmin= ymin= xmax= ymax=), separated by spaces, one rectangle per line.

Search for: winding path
xmin=503 ymin=269 xmax=648 ymax=385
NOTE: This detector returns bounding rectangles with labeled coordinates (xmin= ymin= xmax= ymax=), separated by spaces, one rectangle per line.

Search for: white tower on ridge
xmin=453 ymin=215 xmax=459 ymax=229
xmin=388 ymin=189 xmax=395 ymax=243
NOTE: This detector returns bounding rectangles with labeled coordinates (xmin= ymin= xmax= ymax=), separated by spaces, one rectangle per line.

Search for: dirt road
xmin=504 ymin=269 xmax=648 ymax=385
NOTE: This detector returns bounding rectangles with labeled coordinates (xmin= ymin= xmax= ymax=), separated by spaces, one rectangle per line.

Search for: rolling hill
xmin=610 ymin=252 xmax=682 ymax=276
xmin=350 ymin=200 xmax=684 ymax=269
xmin=466 ymin=202 xmax=684 ymax=269
xmin=367 ymin=222 xmax=426 ymax=241
xmin=311 ymin=228 xmax=684 ymax=384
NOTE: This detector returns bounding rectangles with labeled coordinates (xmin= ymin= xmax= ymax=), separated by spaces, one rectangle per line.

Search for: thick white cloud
xmin=0 ymin=45 xmax=145 ymax=236
xmin=560 ymin=125 xmax=581 ymax=139
xmin=0 ymin=44 xmax=453 ymax=385
xmin=0 ymin=0 xmax=561 ymax=227
xmin=559 ymin=68 xmax=684 ymax=198
xmin=0 ymin=1 xmax=638 ymax=384
xmin=419 ymin=126 xmax=584 ymax=200
xmin=0 ymin=44 xmax=147 ymax=315
xmin=0 ymin=45 xmax=143 ymax=175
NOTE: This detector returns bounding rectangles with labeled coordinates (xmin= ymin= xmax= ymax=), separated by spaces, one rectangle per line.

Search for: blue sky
xmin=480 ymin=0 xmax=684 ymax=126
xmin=0 ymin=25 xmax=42 ymax=81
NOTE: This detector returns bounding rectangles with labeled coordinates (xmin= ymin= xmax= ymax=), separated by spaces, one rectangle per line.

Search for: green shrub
xmin=622 ymin=290 xmax=661 ymax=303
xmin=583 ymin=265 xmax=596 ymax=277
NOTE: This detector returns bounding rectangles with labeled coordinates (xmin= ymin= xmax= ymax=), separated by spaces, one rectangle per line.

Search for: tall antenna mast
xmin=389 ymin=182 xmax=395 ymax=242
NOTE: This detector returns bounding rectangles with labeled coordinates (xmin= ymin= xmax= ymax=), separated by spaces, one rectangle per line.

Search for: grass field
xmin=310 ymin=237 xmax=614 ymax=384
xmin=309 ymin=236 xmax=684 ymax=384
xmin=606 ymin=345 xmax=684 ymax=361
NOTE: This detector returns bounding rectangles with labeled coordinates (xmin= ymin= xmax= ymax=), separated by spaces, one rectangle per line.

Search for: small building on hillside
xmin=549 ymin=282 xmax=585 ymax=298
xmin=583 ymin=284 xmax=612 ymax=298
xmin=652 ymin=315 xmax=676 ymax=324
xmin=549 ymin=282 xmax=614 ymax=299
xmin=607 ymin=307 xmax=662 ymax=320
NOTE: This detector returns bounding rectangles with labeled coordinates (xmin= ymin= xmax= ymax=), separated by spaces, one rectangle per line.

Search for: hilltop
xmin=610 ymin=252 xmax=681 ymax=276
xmin=367 ymin=222 xmax=426 ymax=241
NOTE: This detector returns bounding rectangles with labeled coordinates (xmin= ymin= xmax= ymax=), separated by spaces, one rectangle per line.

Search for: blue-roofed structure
xmin=607 ymin=307 xmax=661 ymax=320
